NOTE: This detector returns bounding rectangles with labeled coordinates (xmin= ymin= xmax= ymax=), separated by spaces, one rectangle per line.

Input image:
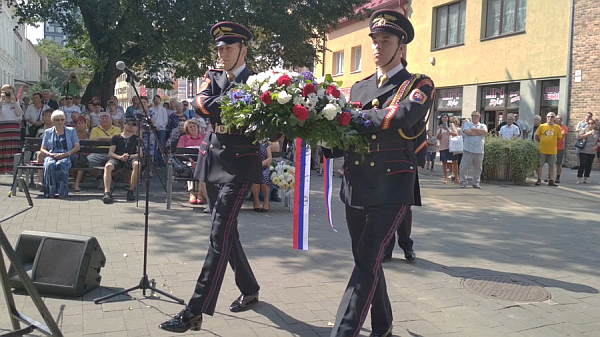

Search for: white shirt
xmin=25 ymin=104 xmax=49 ymax=126
xmin=0 ymin=102 xmax=20 ymax=121
xmin=499 ymin=124 xmax=521 ymax=139
xmin=462 ymin=122 xmax=487 ymax=153
xmin=62 ymin=105 xmax=82 ymax=124
xmin=150 ymin=105 xmax=168 ymax=130
xmin=225 ymin=63 xmax=247 ymax=82
xmin=376 ymin=62 xmax=405 ymax=83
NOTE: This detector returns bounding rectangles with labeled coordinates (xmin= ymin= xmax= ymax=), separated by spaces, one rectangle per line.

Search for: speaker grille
xmin=33 ymin=239 xmax=85 ymax=287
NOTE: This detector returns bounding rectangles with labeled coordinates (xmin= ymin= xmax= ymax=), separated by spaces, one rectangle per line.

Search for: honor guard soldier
xmin=159 ymin=21 xmax=262 ymax=333
xmin=325 ymin=10 xmax=435 ymax=337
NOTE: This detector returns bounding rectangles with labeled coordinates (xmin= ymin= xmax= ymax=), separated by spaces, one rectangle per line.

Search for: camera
xmin=2 ymin=91 xmax=10 ymax=97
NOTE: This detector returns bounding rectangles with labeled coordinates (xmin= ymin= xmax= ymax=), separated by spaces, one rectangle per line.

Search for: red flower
xmin=276 ymin=74 xmax=291 ymax=87
xmin=302 ymin=83 xmax=316 ymax=97
xmin=260 ymin=91 xmax=272 ymax=105
xmin=326 ymin=85 xmax=340 ymax=98
xmin=338 ymin=112 xmax=351 ymax=126
xmin=293 ymin=105 xmax=309 ymax=122
xmin=350 ymin=101 xmax=362 ymax=109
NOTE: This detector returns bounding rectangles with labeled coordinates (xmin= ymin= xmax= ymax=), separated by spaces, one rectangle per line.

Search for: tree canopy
xmin=34 ymin=39 xmax=91 ymax=90
xmin=7 ymin=0 xmax=367 ymax=104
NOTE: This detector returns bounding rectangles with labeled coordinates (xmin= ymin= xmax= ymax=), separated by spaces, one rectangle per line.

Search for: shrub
xmin=481 ymin=136 xmax=539 ymax=184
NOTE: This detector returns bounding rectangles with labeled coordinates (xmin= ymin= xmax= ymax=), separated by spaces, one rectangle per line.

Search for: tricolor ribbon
xmin=323 ymin=156 xmax=337 ymax=232
xmin=293 ymin=139 xmax=310 ymax=250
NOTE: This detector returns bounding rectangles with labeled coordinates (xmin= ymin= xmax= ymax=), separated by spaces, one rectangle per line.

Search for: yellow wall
xmin=407 ymin=0 xmax=571 ymax=87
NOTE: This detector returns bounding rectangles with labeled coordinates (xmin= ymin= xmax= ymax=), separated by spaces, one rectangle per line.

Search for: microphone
xmin=116 ymin=61 xmax=140 ymax=82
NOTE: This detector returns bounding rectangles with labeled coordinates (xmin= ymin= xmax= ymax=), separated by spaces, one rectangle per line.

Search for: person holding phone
xmin=436 ymin=113 xmax=458 ymax=184
xmin=0 ymin=84 xmax=24 ymax=174
xmin=61 ymin=72 xmax=83 ymax=96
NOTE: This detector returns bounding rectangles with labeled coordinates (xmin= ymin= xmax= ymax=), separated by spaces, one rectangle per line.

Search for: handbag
xmin=574 ymin=137 xmax=587 ymax=149
xmin=171 ymin=155 xmax=193 ymax=178
xmin=72 ymin=153 xmax=89 ymax=168
xmin=449 ymin=135 xmax=464 ymax=153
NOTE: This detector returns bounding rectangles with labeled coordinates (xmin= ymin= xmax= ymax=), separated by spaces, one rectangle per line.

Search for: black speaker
xmin=8 ymin=231 xmax=106 ymax=297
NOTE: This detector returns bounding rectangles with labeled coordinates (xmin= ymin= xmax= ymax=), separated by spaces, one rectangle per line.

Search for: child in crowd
xmin=426 ymin=129 xmax=437 ymax=171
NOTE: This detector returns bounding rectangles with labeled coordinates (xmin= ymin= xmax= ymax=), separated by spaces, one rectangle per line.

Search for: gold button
xmin=387 ymin=168 xmax=390 ymax=172
xmin=371 ymin=134 xmax=377 ymax=140
xmin=410 ymin=166 xmax=413 ymax=169
xmin=370 ymin=162 xmax=375 ymax=167
xmin=355 ymin=160 xmax=360 ymax=165
xmin=209 ymin=144 xmax=214 ymax=149
xmin=222 ymin=145 xmax=226 ymax=149
xmin=372 ymin=99 xmax=379 ymax=107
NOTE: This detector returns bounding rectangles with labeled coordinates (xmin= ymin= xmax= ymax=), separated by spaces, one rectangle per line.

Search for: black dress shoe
xmin=159 ymin=308 xmax=202 ymax=333
xmin=370 ymin=324 xmax=392 ymax=337
xmin=229 ymin=292 xmax=259 ymax=312
xmin=404 ymin=249 xmax=416 ymax=261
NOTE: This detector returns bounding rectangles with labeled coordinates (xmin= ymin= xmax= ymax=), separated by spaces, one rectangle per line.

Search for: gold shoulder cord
xmin=390 ymin=74 xmax=432 ymax=140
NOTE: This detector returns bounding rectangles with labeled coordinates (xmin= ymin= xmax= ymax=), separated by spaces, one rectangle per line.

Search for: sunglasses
xmin=66 ymin=97 xmax=73 ymax=100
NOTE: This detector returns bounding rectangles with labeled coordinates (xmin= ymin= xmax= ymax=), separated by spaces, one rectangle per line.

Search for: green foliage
xmin=482 ymin=136 xmax=539 ymax=184
xmin=8 ymin=0 xmax=368 ymax=100
xmin=28 ymin=75 xmax=60 ymax=96
xmin=33 ymin=39 xmax=90 ymax=89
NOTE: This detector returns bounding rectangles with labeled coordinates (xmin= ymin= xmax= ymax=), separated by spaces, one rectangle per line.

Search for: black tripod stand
xmin=94 ymin=69 xmax=184 ymax=305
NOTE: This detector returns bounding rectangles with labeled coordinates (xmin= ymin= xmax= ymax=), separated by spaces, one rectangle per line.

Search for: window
xmin=434 ymin=1 xmax=466 ymax=49
xmin=485 ymin=0 xmax=527 ymax=38
xmin=56 ymin=26 xmax=62 ymax=33
xmin=350 ymin=46 xmax=361 ymax=72
xmin=333 ymin=51 xmax=344 ymax=75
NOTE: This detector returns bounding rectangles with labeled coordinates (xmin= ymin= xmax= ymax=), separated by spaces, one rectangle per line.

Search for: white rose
xmin=260 ymin=83 xmax=270 ymax=93
xmin=277 ymin=91 xmax=292 ymax=104
xmin=317 ymin=88 xmax=325 ymax=99
xmin=323 ymin=103 xmax=338 ymax=120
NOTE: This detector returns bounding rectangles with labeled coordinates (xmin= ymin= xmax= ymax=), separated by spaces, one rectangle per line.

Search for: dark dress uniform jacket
xmin=192 ymin=67 xmax=262 ymax=184
xmin=341 ymin=68 xmax=434 ymax=207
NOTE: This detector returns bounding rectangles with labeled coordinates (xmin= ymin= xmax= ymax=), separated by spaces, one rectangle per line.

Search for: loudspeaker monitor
xmin=8 ymin=231 xmax=106 ymax=297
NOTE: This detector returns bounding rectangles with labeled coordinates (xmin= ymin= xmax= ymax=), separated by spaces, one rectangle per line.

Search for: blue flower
xmin=299 ymin=71 xmax=315 ymax=83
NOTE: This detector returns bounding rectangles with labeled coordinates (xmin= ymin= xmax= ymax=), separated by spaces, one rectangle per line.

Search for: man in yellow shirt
xmin=88 ymin=112 xmax=122 ymax=185
xmin=535 ymin=112 xmax=562 ymax=186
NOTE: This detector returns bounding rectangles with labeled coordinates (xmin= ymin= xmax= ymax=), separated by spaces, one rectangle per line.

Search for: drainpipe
xmin=564 ymin=0 xmax=575 ymax=129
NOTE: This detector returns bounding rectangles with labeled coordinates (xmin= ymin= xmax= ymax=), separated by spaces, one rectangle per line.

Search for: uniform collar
xmin=226 ymin=64 xmax=246 ymax=80
xmin=377 ymin=62 xmax=404 ymax=81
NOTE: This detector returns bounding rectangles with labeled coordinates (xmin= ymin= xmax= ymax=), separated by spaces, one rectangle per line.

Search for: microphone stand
xmin=94 ymin=73 xmax=183 ymax=305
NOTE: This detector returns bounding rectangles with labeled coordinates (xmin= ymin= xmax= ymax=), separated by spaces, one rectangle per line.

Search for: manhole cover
xmin=461 ymin=276 xmax=551 ymax=302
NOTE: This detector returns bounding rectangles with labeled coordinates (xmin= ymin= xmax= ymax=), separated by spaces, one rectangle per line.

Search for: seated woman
xmin=73 ymin=116 xmax=90 ymax=192
xmin=251 ymin=140 xmax=273 ymax=212
xmin=39 ymin=110 xmax=80 ymax=198
xmin=176 ymin=119 xmax=206 ymax=204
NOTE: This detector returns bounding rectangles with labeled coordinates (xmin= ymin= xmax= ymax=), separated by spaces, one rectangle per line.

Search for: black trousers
xmin=331 ymin=203 xmax=410 ymax=337
xmin=578 ymin=153 xmax=595 ymax=178
xmin=384 ymin=207 xmax=413 ymax=258
xmin=187 ymin=182 xmax=260 ymax=315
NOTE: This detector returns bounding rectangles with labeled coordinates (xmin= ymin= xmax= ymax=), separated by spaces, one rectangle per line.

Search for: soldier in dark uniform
xmin=383 ymin=131 xmax=427 ymax=262
xmin=326 ymin=10 xmax=435 ymax=337
xmin=159 ymin=21 xmax=262 ymax=333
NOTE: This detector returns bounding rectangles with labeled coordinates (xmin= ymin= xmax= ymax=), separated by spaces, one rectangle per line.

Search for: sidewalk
xmin=0 ymin=165 xmax=599 ymax=336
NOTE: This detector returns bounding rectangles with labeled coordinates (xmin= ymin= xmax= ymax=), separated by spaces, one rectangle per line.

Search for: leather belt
xmin=368 ymin=140 xmax=414 ymax=152
xmin=214 ymin=123 xmax=245 ymax=135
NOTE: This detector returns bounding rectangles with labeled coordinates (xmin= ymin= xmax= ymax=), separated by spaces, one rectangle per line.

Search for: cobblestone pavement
xmin=0 ymin=165 xmax=599 ymax=336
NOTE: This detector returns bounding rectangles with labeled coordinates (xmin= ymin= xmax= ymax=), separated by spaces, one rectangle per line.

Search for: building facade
xmin=568 ymin=0 xmax=600 ymax=166
xmin=316 ymin=0 xmax=573 ymax=133
xmin=44 ymin=21 xmax=67 ymax=46
xmin=314 ymin=0 xmax=409 ymax=98
xmin=1 ymin=2 xmax=46 ymax=95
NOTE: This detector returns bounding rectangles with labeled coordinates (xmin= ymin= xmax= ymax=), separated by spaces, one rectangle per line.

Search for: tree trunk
xmin=82 ymin=38 xmax=121 ymax=105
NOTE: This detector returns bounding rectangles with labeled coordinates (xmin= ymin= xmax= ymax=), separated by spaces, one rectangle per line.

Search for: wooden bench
xmin=11 ymin=138 xmax=112 ymax=196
